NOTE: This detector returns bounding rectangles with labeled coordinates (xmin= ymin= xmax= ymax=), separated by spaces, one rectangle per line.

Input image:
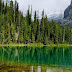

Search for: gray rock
xmin=64 ymin=0 xmax=72 ymax=19
xmin=61 ymin=0 xmax=72 ymax=28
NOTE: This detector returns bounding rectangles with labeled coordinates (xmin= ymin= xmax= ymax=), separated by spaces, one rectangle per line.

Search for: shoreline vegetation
xmin=0 ymin=43 xmax=72 ymax=47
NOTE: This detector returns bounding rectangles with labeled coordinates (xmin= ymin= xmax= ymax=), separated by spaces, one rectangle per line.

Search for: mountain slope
xmin=48 ymin=13 xmax=63 ymax=21
xmin=61 ymin=0 xmax=72 ymax=28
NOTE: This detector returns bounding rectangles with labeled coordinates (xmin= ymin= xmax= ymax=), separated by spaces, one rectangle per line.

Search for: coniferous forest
xmin=0 ymin=0 xmax=72 ymax=45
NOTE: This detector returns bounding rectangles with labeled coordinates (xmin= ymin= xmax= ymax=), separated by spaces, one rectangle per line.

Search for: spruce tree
xmin=44 ymin=15 xmax=48 ymax=44
xmin=0 ymin=0 xmax=2 ymax=12
xmin=36 ymin=19 xmax=40 ymax=42
xmin=2 ymin=1 xmax=4 ymax=14
xmin=40 ymin=10 xmax=44 ymax=43
xmin=34 ymin=11 xmax=37 ymax=41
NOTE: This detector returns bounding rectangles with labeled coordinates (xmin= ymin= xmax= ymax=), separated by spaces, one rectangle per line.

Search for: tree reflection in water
xmin=0 ymin=46 xmax=72 ymax=72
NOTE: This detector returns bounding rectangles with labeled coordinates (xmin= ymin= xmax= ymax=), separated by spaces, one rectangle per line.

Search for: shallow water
xmin=0 ymin=65 xmax=72 ymax=72
xmin=0 ymin=46 xmax=72 ymax=72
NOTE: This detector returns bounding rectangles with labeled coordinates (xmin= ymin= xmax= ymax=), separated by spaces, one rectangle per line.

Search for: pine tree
xmin=0 ymin=0 xmax=2 ymax=12
xmin=23 ymin=18 xmax=29 ymax=44
xmin=7 ymin=23 xmax=11 ymax=44
xmin=48 ymin=21 xmax=50 ymax=41
xmin=10 ymin=0 xmax=14 ymax=22
xmin=2 ymin=1 xmax=4 ymax=14
xmin=18 ymin=13 xmax=24 ymax=43
xmin=44 ymin=15 xmax=48 ymax=44
xmin=59 ymin=28 xmax=62 ymax=43
xmin=1 ymin=15 xmax=5 ymax=44
xmin=65 ymin=25 xmax=71 ymax=43
xmin=31 ymin=22 xmax=35 ymax=43
xmin=26 ymin=8 xmax=31 ymax=25
xmin=36 ymin=19 xmax=40 ymax=42
xmin=50 ymin=20 xmax=55 ymax=43
xmin=34 ymin=11 xmax=37 ymax=41
xmin=40 ymin=10 xmax=44 ymax=43
xmin=62 ymin=26 xmax=65 ymax=43
xmin=4 ymin=1 xmax=7 ymax=14
xmin=55 ymin=24 xmax=59 ymax=44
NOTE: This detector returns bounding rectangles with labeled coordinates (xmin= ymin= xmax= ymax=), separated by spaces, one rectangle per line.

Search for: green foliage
xmin=0 ymin=0 xmax=72 ymax=45
xmin=0 ymin=0 xmax=2 ymax=12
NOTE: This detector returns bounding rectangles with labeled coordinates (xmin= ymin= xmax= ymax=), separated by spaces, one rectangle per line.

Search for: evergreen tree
xmin=1 ymin=15 xmax=5 ymax=44
xmin=48 ymin=21 xmax=50 ymax=41
xmin=0 ymin=0 xmax=2 ymax=12
xmin=4 ymin=2 xmax=7 ymax=14
xmin=40 ymin=10 xmax=44 ymax=43
xmin=65 ymin=25 xmax=71 ymax=43
xmin=34 ymin=11 xmax=37 ymax=41
xmin=10 ymin=0 xmax=14 ymax=22
xmin=59 ymin=28 xmax=62 ymax=43
xmin=26 ymin=8 xmax=31 ymax=25
xmin=50 ymin=20 xmax=55 ymax=43
xmin=36 ymin=19 xmax=40 ymax=42
xmin=0 ymin=0 xmax=72 ymax=45
xmin=2 ymin=1 xmax=4 ymax=14
xmin=62 ymin=26 xmax=65 ymax=43
xmin=55 ymin=24 xmax=59 ymax=44
xmin=44 ymin=15 xmax=48 ymax=44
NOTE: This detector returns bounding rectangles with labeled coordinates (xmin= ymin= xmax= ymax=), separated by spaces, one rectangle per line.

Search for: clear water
xmin=0 ymin=46 xmax=72 ymax=72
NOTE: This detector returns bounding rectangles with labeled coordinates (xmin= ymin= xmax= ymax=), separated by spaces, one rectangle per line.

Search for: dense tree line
xmin=0 ymin=0 xmax=72 ymax=45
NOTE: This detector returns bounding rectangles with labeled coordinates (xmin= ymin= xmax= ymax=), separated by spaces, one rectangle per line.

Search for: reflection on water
xmin=0 ymin=46 xmax=72 ymax=71
xmin=0 ymin=46 xmax=72 ymax=66
xmin=37 ymin=66 xmax=41 ymax=72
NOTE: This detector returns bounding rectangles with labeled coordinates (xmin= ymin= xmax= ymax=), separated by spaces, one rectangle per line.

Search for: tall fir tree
xmin=0 ymin=0 xmax=2 ymax=12
xmin=40 ymin=10 xmax=44 ymax=43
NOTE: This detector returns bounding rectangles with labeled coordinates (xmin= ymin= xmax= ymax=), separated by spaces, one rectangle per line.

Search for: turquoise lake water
xmin=0 ymin=46 xmax=72 ymax=72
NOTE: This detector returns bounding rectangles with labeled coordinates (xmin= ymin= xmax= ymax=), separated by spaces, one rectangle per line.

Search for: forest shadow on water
xmin=0 ymin=46 xmax=72 ymax=72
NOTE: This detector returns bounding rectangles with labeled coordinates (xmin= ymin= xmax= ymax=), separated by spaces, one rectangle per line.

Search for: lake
xmin=0 ymin=46 xmax=72 ymax=72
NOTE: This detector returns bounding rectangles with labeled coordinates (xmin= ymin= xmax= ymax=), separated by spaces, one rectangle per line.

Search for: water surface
xmin=0 ymin=46 xmax=72 ymax=72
